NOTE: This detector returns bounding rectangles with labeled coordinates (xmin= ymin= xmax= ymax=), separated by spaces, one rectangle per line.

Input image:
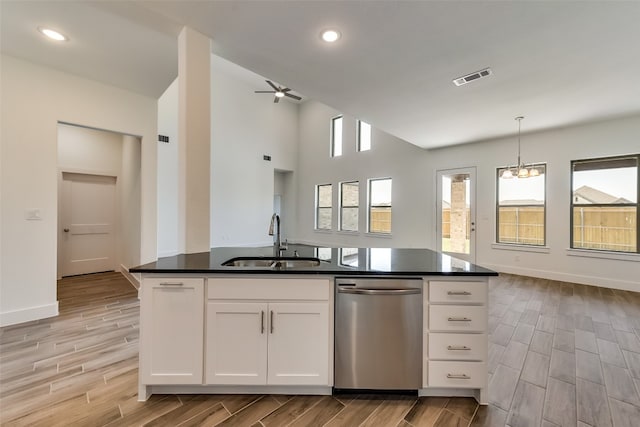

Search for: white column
xmin=178 ymin=27 xmax=211 ymax=254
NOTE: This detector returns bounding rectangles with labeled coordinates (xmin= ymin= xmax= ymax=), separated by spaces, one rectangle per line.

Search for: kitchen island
xmin=130 ymin=245 xmax=497 ymax=403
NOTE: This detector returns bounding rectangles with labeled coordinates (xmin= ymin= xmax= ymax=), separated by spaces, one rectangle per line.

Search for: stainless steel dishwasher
xmin=334 ymin=277 xmax=423 ymax=390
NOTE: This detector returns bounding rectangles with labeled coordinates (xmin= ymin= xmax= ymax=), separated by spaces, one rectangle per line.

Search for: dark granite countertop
xmin=130 ymin=244 xmax=498 ymax=277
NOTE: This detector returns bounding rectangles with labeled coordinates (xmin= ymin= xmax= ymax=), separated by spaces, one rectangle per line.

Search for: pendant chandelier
xmin=501 ymin=116 xmax=541 ymax=179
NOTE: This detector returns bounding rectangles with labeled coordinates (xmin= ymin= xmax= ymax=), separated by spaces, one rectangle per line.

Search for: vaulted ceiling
xmin=2 ymin=1 xmax=640 ymax=149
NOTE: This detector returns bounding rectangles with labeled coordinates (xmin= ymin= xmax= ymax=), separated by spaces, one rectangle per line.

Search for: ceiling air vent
xmin=453 ymin=68 xmax=492 ymax=86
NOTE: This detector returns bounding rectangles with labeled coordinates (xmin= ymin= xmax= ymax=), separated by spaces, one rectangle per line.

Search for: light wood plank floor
xmin=1 ymin=272 xmax=639 ymax=426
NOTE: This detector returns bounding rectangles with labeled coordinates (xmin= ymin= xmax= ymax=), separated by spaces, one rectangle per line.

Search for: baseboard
xmin=120 ymin=264 xmax=140 ymax=290
xmin=483 ymin=263 xmax=639 ymax=292
xmin=0 ymin=302 xmax=59 ymax=327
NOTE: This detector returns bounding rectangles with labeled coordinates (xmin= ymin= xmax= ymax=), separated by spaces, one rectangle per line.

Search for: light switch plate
xmin=26 ymin=209 xmax=42 ymax=220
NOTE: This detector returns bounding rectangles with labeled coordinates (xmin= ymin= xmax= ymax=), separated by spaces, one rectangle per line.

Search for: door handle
xmin=337 ymin=288 xmax=421 ymax=295
xmin=270 ymin=310 xmax=274 ymax=334
xmin=63 ymin=228 xmax=70 ymax=232
xmin=447 ymin=373 xmax=471 ymax=379
xmin=261 ymin=310 xmax=265 ymax=334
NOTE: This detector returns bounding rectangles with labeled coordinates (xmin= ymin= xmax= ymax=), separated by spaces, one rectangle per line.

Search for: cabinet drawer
xmin=428 ymin=361 xmax=486 ymax=389
xmin=429 ymin=281 xmax=486 ymax=304
xmin=428 ymin=333 xmax=487 ymax=361
xmin=429 ymin=305 xmax=486 ymax=332
xmin=208 ymin=278 xmax=330 ymax=301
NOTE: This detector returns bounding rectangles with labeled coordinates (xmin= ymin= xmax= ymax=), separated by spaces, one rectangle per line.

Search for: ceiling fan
xmin=255 ymin=80 xmax=302 ymax=103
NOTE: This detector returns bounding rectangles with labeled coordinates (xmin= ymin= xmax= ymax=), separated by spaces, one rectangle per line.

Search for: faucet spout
xmin=269 ymin=213 xmax=282 ymax=250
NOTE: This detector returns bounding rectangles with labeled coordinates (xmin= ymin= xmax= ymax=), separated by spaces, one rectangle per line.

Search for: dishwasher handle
xmin=337 ymin=287 xmax=421 ymax=296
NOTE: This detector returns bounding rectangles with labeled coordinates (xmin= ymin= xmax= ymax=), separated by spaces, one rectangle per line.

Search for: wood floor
xmin=1 ymin=273 xmax=639 ymax=426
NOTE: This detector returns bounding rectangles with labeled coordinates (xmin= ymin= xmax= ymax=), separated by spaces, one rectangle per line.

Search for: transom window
xmin=357 ymin=120 xmax=371 ymax=152
xmin=331 ymin=116 xmax=343 ymax=157
xmin=368 ymin=178 xmax=392 ymax=234
xmin=315 ymin=184 xmax=332 ymax=230
xmin=571 ymin=155 xmax=638 ymax=253
xmin=496 ymin=164 xmax=546 ymax=246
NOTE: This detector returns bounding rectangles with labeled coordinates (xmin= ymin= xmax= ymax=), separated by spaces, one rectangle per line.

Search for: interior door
xmin=60 ymin=172 xmax=116 ymax=276
xmin=436 ymin=167 xmax=476 ymax=264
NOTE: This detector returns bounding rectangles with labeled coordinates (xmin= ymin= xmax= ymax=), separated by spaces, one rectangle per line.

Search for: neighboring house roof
xmin=573 ymin=185 xmax=631 ymax=204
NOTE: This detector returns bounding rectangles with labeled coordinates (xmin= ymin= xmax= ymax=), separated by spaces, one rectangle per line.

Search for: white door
xmin=140 ymin=278 xmax=204 ymax=385
xmin=267 ymin=302 xmax=329 ymax=385
xmin=60 ymin=172 xmax=116 ymax=276
xmin=436 ymin=167 xmax=477 ymax=264
xmin=206 ymin=302 xmax=268 ymax=385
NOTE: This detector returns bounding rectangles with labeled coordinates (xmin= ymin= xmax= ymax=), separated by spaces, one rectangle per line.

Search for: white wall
xmin=157 ymin=79 xmax=179 ymax=257
xmin=157 ymin=55 xmax=299 ymax=253
xmin=0 ymin=55 xmax=157 ymax=326
xmin=295 ymin=100 xmax=430 ymax=248
xmin=210 ymin=59 xmax=298 ymax=247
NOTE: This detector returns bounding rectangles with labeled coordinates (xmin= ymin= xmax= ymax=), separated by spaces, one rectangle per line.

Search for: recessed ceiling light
xmin=321 ymin=30 xmax=341 ymax=43
xmin=38 ymin=27 xmax=68 ymax=42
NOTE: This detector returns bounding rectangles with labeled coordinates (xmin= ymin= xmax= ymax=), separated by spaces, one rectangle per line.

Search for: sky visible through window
xmin=573 ymin=167 xmax=637 ymax=202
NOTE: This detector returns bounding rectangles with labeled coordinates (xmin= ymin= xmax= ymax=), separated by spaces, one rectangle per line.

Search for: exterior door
xmin=60 ymin=172 xmax=116 ymax=276
xmin=436 ymin=167 xmax=476 ymax=264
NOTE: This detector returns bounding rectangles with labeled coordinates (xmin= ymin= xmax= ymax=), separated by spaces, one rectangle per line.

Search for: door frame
xmin=435 ymin=167 xmax=477 ymax=264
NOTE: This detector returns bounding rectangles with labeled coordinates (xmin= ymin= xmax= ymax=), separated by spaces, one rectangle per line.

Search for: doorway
xmin=436 ymin=167 xmax=476 ymax=264
xmin=60 ymin=173 xmax=116 ymax=276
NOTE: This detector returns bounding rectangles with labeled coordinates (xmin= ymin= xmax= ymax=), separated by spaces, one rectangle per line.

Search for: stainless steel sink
xmin=222 ymin=257 xmax=321 ymax=268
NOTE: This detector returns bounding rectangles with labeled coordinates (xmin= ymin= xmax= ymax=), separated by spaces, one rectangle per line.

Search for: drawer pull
xmin=447 ymin=291 xmax=472 ymax=296
xmin=447 ymin=373 xmax=471 ymax=379
xmin=448 ymin=317 xmax=472 ymax=322
xmin=159 ymin=282 xmax=184 ymax=286
xmin=447 ymin=345 xmax=471 ymax=351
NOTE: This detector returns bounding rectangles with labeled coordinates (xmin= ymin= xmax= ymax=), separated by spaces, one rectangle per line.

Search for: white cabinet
xmin=206 ymin=302 xmax=267 ymax=385
xmin=267 ymin=302 xmax=329 ymax=385
xmin=206 ymin=278 xmax=331 ymax=387
xmin=425 ymin=279 xmax=488 ymax=402
xmin=140 ymin=277 xmax=204 ymax=385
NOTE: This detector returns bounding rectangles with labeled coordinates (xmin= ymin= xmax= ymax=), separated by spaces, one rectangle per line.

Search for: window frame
xmin=368 ymin=177 xmax=392 ymax=234
xmin=330 ymin=115 xmax=343 ymax=157
xmin=357 ymin=120 xmax=371 ymax=152
xmin=570 ymin=154 xmax=639 ymax=254
xmin=315 ymin=183 xmax=333 ymax=230
xmin=339 ymin=181 xmax=359 ymax=232
xmin=495 ymin=163 xmax=547 ymax=247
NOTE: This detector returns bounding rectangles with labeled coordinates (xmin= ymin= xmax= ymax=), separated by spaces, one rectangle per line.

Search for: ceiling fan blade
xmin=266 ymin=80 xmax=279 ymax=91
xmin=274 ymin=96 xmax=280 ymax=103
xmin=281 ymin=88 xmax=292 ymax=93
xmin=255 ymin=90 xmax=276 ymax=93
xmin=284 ymin=93 xmax=302 ymax=101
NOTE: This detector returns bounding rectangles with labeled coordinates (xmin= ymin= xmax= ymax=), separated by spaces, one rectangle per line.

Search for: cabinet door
xmin=206 ymin=302 xmax=268 ymax=385
xmin=267 ymin=302 xmax=329 ymax=385
xmin=140 ymin=278 xmax=204 ymax=384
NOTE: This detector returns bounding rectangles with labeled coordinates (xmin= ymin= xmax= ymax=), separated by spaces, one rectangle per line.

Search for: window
xmin=315 ymin=184 xmax=332 ymax=230
xmin=496 ymin=164 xmax=546 ymax=246
xmin=340 ymin=181 xmax=359 ymax=231
xmin=369 ymin=178 xmax=392 ymax=234
xmin=331 ymin=116 xmax=343 ymax=157
xmin=571 ymin=155 xmax=638 ymax=253
xmin=357 ymin=120 xmax=371 ymax=151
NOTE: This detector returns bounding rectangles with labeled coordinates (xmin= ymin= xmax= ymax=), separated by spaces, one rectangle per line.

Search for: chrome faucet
xmin=268 ymin=213 xmax=286 ymax=252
